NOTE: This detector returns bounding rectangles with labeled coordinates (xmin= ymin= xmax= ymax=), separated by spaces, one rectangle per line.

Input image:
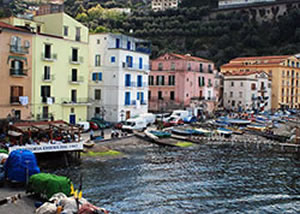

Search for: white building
xmin=223 ymin=71 xmax=271 ymax=112
xmin=219 ymin=0 xmax=275 ymax=8
xmin=88 ymin=33 xmax=151 ymax=122
xmin=152 ymin=0 xmax=180 ymax=11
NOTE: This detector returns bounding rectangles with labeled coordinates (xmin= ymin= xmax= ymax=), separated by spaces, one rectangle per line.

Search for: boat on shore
xmin=172 ymin=128 xmax=194 ymax=136
xmin=216 ymin=127 xmax=233 ymax=137
xmin=149 ymin=130 xmax=171 ymax=138
xmin=246 ymin=124 xmax=267 ymax=131
xmin=83 ymin=140 xmax=95 ymax=148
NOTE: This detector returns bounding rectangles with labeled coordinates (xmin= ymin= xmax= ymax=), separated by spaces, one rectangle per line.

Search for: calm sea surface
xmin=53 ymin=142 xmax=300 ymax=214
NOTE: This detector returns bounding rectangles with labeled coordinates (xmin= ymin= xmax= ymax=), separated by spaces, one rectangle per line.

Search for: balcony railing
xmin=10 ymin=96 xmax=21 ymax=104
xmin=41 ymin=53 xmax=57 ymax=61
xmin=41 ymin=96 xmax=55 ymax=104
xmin=10 ymin=69 xmax=28 ymax=76
xmin=61 ymin=98 xmax=91 ymax=105
xmin=42 ymin=75 xmax=55 ymax=82
xmin=122 ymin=62 xmax=150 ymax=71
xmin=10 ymin=45 xmax=29 ymax=54
xmin=69 ymin=56 xmax=84 ymax=64
xmin=69 ymin=75 xmax=84 ymax=84
xmin=191 ymin=97 xmax=216 ymax=101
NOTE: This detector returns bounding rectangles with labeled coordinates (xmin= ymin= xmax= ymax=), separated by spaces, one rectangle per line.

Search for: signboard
xmin=8 ymin=142 xmax=83 ymax=154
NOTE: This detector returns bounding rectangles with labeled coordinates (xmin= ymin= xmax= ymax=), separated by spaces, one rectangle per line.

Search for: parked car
xmin=122 ymin=117 xmax=147 ymax=132
xmin=155 ymin=113 xmax=171 ymax=123
xmin=139 ymin=113 xmax=156 ymax=126
xmin=163 ymin=116 xmax=184 ymax=127
xmin=76 ymin=122 xmax=90 ymax=132
xmin=89 ymin=121 xmax=99 ymax=130
xmin=114 ymin=122 xmax=124 ymax=130
xmin=91 ymin=117 xmax=112 ymax=128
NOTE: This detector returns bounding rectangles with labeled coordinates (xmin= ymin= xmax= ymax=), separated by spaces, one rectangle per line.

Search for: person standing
xmin=90 ymin=129 xmax=94 ymax=140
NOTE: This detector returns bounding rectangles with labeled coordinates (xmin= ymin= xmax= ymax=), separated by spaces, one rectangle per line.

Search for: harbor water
xmin=53 ymin=140 xmax=300 ymax=214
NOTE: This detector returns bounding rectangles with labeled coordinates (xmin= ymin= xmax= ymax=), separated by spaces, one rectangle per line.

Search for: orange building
xmin=0 ymin=22 xmax=33 ymax=120
xmin=221 ymin=55 xmax=300 ymax=110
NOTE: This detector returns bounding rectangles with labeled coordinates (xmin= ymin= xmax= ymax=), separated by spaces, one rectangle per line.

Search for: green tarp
xmin=27 ymin=173 xmax=72 ymax=199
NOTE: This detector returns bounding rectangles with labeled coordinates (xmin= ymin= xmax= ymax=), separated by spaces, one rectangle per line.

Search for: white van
xmin=122 ymin=117 xmax=147 ymax=132
xmin=139 ymin=113 xmax=156 ymax=126
xmin=76 ymin=122 xmax=90 ymax=132
xmin=171 ymin=110 xmax=190 ymax=121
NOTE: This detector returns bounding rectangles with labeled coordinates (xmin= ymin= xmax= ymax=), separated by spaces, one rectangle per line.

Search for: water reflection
xmin=52 ymin=143 xmax=300 ymax=214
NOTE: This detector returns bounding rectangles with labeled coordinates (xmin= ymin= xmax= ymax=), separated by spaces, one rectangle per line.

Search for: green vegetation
xmin=175 ymin=141 xmax=194 ymax=147
xmin=82 ymin=150 xmax=122 ymax=157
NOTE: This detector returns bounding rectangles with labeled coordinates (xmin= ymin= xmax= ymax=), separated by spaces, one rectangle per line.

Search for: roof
xmin=223 ymin=70 xmax=268 ymax=76
xmin=231 ymin=55 xmax=291 ymax=61
xmin=0 ymin=21 xmax=30 ymax=33
xmin=169 ymin=53 xmax=212 ymax=63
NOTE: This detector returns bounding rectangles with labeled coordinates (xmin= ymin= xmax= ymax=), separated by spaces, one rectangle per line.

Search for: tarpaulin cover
xmin=27 ymin=173 xmax=72 ymax=199
xmin=4 ymin=149 xmax=40 ymax=183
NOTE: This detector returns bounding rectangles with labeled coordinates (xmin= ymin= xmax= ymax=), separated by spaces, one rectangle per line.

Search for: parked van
xmin=76 ymin=122 xmax=90 ymax=132
xmin=122 ymin=117 xmax=147 ymax=132
xmin=171 ymin=110 xmax=190 ymax=121
xmin=139 ymin=113 xmax=156 ymax=126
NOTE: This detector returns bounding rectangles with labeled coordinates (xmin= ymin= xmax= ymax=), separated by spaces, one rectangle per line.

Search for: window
xmin=37 ymin=25 xmax=41 ymax=33
xmin=95 ymin=107 xmax=100 ymax=115
xmin=188 ymin=63 xmax=191 ymax=71
xmin=75 ymin=27 xmax=81 ymax=41
xmin=125 ymin=92 xmax=131 ymax=105
xmin=158 ymin=91 xmax=163 ymax=100
xmin=230 ymin=91 xmax=233 ymax=98
xmin=240 ymin=82 xmax=243 ymax=87
xmin=149 ymin=76 xmax=154 ymax=86
xmin=71 ymin=90 xmax=77 ymax=103
xmin=10 ymin=86 xmax=23 ymax=103
xmin=95 ymin=55 xmax=101 ymax=67
xmin=64 ymin=26 xmax=68 ymax=36
xmin=72 ymin=48 xmax=78 ymax=62
xmin=171 ymin=62 xmax=175 ymax=70
xmin=158 ymin=63 xmax=163 ymax=71
xmin=199 ymin=63 xmax=203 ymax=72
xmin=116 ymin=38 xmax=120 ymax=48
xmin=92 ymin=72 xmax=102 ymax=81
xmin=71 ymin=69 xmax=77 ymax=82
xmin=239 ymin=92 xmax=243 ymax=98
xmin=44 ymin=66 xmax=50 ymax=80
xmin=148 ymin=91 xmax=151 ymax=100
xmin=127 ymin=41 xmax=131 ymax=50
xmin=170 ymin=91 xmax=175 ymax=100
xmin=282 ymin=71 xmax=285 ymax=77
xmin=231 ymin=82 xmax=234 ymax=87
xmin=208 ymin=64 xmax=212 ymax=73
xmin=44 ymin=44 xmax=51 ymax=59
xmin=111 ymin=56 xmax=116 ymax=63
xmin=126 ymin=56 xmax=133 ymax=68
xmin=168 ymin=75 xmax=175 ymax=85
xmin=137 ymin=75 xmax=143 ymax=87
xmin=125 ymin=74 xmax=131 ymax=87
xmin=137 ymin=92 xmax=144 ymax=103
xmin=97 ymin=39 xmax=100 ymax=44
xmin=139 ymin=57 xmax=143 ymax=69
xmin=251 ymin=83 xmax=256 ymax=90
xmin=41 ymin=85 xmax=50 ymax=98
xmin=156 ymin=76 xmax=165 ymax=85
xmin=94 ymin=89 xmax=101 ymax=100
xmin=42 ymin=106 xmax=48 ymax=119
xmin=11 ymin=60 xmax=24 ymax=74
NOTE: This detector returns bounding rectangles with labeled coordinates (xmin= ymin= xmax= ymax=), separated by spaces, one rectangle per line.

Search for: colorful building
xmin=221 ymin=55 xmax=300 ymax=110
xmin=151 ymin=0 xmax=181 ymax=11
xmin=149 ymin=53 xmax=220 ymax=114
xmin=2 ymin=13 xmax=90 ymax=124
xmin=223 ymin=71 xmax=271 ymax=111
xmin=88 ymin=33 xmax=151 ymax=122
xmin=0 ymin=22 xmax=33 ymax=120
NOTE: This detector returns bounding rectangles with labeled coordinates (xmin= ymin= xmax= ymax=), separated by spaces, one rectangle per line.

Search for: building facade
xmin=223 ymin=71 xmax=271 ymax=111
xmin=221 ymin=55 xmax=300 ymax=110
xmin=88 ymin=33 xmax=151 ymax=122
xmin=0 ymin=22 xmax=33 ymax=120
xmin=2 ymin=13 xmax=90 ymax=124
xmin=151 ymin=0 xmax=180 ymax=11
xmin=149 ymin=53 xmax=220 ymax=114
xmin=218 ymin=0 xmax=275 ymax=8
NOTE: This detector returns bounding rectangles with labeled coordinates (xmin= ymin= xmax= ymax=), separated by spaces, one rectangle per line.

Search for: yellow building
xmin=1 ymin=13 xmax=90 ymax=124
xmin=221 ymin=55 xmax=300 ymax=110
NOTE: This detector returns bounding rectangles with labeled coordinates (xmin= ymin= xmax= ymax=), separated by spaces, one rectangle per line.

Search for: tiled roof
xmin=0 ymin=21 xmax=29 ymax=32
xmin=223 ymin=70 xmax=267 ymax=76
xmin=169 ymin=53 xmax=212 ymax=63
xmin=231 ymin=55 xmax=291 ymax=61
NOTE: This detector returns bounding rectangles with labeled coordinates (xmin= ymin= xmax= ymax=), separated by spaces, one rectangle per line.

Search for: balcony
xmin=10 ymin=69 xmax=28 ymax=77
xmin=41 ymin=96 xmax=55 ymax=104
xmin=10 ymin=96 xmax=21 ymax=105
xmin=42 ymin=75 xmax=55 ymax=82
xmin=69 ymin=76 xmax=84 ymax=84
xmin=10 ymin=45 xmax=29 ymax=54
xmin=61 ymin=98 xmax=91 ymax=106
xmin=36 ymin=113 xmax=53 ymax=121
xmin=208 ymin=83 xmax=213 ymax=88
xmin=69 ymin=56 xmax=84 ymax=65
xmin=122 ymin=62 xmax=150 ymax=71
xmin=41 ymin=53 xmax=57 ymax=61
xmin=191 ymin=97 xmax=216 ymax=101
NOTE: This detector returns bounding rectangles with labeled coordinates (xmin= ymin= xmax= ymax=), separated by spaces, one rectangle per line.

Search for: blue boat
xmin=172 ymin=128 xmax=194 ymax=136
xmin=149 ymin=130 xmax=171 ymax=138
xmin=217 ymin=127 xmax=233 ymax=137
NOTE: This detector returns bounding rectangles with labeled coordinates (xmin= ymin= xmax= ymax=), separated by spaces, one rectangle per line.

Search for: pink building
xmin=149 ymin=53 xmax=221 ymax=114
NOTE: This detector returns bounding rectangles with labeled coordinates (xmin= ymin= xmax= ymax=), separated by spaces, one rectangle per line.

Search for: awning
xmin=7 ymin=56 xmax=28 ymax=65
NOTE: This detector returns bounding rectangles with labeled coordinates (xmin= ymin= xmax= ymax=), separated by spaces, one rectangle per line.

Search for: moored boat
xmin=217 ymin=127 xmax=233 ymax=137
xmin=149 ymin=130 xmax=171 ymax=138
xmin=172 ymin=128 xmax=194 ymax=136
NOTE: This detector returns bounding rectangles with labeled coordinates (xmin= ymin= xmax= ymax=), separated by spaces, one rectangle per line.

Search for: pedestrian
xmin=90 ymin=129 xmax=94 ymax=140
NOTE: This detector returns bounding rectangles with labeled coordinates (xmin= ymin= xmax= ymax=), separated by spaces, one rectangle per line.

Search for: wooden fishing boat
xmin=217 ymin=127 xmax=233 ymax=137
xmin=149 ymin=130 xmax=171 ymax=138
xmin=195 ymin=128 xmax=212 ymax=136
xmin=246 ymin=124 xmax=267 ymax=132
xmin=83 ymin=140 xmax=95 ymax=148
xmin=172 ymin=128 xmax=194 ymax=136
xmin=225 ymin=127 xmax=244 ymax=135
